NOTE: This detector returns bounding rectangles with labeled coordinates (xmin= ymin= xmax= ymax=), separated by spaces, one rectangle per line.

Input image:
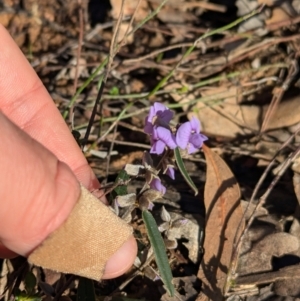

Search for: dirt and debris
xmin=1 ymin=0 xmax=300 ymax=300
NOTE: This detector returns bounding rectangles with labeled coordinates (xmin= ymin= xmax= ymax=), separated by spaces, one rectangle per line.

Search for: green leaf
xmin=178 ymin=85 xmax=188 ymax=94
xmin=77 ymin=277 xmax=95 ymax=301
xmin=174 ymin=147 xmax=198 ymax=195
xmin=15 ymin=292 xmax=41 ymax=301
xmin=109 ymin=86 xmax=120 ymax=95
xmin=24 ymin=272 xmax=36 ymax=295
xmin=109 ymin=169 xmax=131 ymax=204
xmin=142 ymin=210 xmax=175 ymax=297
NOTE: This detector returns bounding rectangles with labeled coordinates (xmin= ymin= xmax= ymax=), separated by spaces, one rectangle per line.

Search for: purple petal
xmin=155 ymin=127 xmax=177 ymax=149
xmin=148 ymin=201 xmax=155 ymax=211
xmin=144 ymin=119 xmax=154 ymax=134
xmin=153 ymin=275 xmax=161 ymax=281
xmin=150 ymin=178 xmax=166 ymax=194
xmin=166 ymin=166 xmax=175 ymax=180
xmin=201 ymin=134 xmax=208 ymax=142
xmin=189 ymin=133 xmax=204 ymax=149
xmin=145 ymin=103 xmax=173 ymax=133
xmin=147 ymin=105 xmax=157 ymax=122
xmin=150 ymin=140 xmax=166 ymax=154
xmin=153 ymin=102 xmax=168 ymax=114
xmin=158 ymin=110 xmax=173 ymax=123
xmin=190 ymin=117 xmax=201 ymax=133
xmin=176 ymin=122 xmax=192 ymax=149
xmin=187 ymin=143 xmax=198 ymax=154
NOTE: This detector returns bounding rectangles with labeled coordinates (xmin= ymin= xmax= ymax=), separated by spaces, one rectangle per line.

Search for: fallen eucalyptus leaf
xmin=238 ymin=232 xmax=299 ymax=276
xmin=197 ymin=145 xmax=244 ymax=301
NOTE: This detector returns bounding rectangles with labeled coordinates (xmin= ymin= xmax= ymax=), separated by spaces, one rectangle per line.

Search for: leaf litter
xmin=1 ymin=0 xmax=300 ymax=300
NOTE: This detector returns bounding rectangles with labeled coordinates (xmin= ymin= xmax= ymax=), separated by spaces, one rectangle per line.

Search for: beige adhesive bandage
xmin=28 ymin=185 xmax=132 ymax=280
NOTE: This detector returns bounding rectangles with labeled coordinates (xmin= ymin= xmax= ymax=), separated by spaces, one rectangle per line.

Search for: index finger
xmin=0 ymin=25 xmax=99 ymax=191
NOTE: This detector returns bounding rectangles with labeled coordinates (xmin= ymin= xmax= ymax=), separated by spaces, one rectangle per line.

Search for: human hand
xmin=0 ymin=25 xmax=137 ymax=279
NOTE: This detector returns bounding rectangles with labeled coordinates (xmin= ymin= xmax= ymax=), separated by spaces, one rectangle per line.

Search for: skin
xmin=0 ymin=25 xmax=137 ymax=279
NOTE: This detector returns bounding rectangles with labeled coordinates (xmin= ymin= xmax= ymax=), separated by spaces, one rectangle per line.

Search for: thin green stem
xmin=147 ymin=7 xmax=263 ymax=98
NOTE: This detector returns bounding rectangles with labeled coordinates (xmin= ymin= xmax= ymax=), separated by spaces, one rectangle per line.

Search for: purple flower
xmin=150 ymin=178 xmax=166 ymax=195
xmin=165 ymin=166 xmax=175 ymax=180
xmin=144 ymin=102 xmax=174 ymax=134
xmin=150 ymin=126 xmax=177 ymax=155
xmin=176 ymin=117 xmax=208 ymax=154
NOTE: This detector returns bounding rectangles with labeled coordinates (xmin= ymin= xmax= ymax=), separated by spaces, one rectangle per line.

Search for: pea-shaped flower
xmin=176 ymin=117 xmax=207 ymax=154
xmin=144 ymin=102 xmax=173 ymax=134
xmin=150 ymin=126 xmax=177 ymax=155
xmin=149 ymin=178 xmax=166 ymax=195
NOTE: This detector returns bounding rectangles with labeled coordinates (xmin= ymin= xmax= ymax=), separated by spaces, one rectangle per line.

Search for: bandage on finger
xmin=28 ymin=185 xmax=132 ymax=280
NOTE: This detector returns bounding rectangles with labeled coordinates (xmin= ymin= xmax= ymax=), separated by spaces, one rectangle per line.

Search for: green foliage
xmin=112 ymin=169 xmax=130 ymax=197
xmin=142 ymin=210 xmax=175 ymax=297
xmin=174 ymin=147 xmax=198 ymax=195
xmin=178 ymin=85 xmax=189 ymax=94
xmin=109 ymin=86 xmax=120 ymax=95
xmin=24 ymin=271 xmax=36 ymax=295
xmin=15 ymin=293 xmax=41 ymax=301
xmin=15 ymin=272 xmax=41 ymax=301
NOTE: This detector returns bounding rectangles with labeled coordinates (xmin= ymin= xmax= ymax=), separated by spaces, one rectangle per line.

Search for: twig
xmin=170 ymin=1 xmax=226 ymax=13
xmin=260 ymin=59 xmax=299 ymax=133
xmin=104 ymin=124 xmax=119 ymax=185
xmin=106 ymin=0 xmax=125 ymax=78
xmin=147 ymin=6 xmax=263 ymax=97
xmin=69 ymin=0 xmax=85 ymax=125
xmin=229 ymin=123 xmax=300 ymax=284
xmin=119 ymin=0 xmax=143 ymax=47
xmin=81 ymin=0 xmax=126 ymax=149
xmin=105 ymin=138 xmax=150 ymax=150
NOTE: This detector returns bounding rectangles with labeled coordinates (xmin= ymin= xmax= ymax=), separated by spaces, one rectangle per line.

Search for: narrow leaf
xmin=142 ymin=210 xmax=175 ymax=296
xmin=197 ymin=145 xmax=244 ymax=301
xmin=77 ymin=277 xmax=96 ymax=301
xmin=24 ymin=271 xmax=36 ymax=295
xmin=110 ymin=169 xmax=131 ymax=202
xmin=114 ymin=169 xmax=130 ymax=196
xmin=174 ymin=147 xmax=198 ymax=195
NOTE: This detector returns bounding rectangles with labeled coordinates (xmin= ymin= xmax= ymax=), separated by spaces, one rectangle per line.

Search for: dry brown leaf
xmin=265 ymin=7 xmax=291 ymax=25
xmin=197 ymin=145 xmax=244 ymax=301
xmin=236 ymin=265 xmax=300 ymax=286
xmin=238 ymin=232 xmax=299 ymax=276
xmin=191 ymin=92 xmax=300 ymax=138
xmin=110 ymin=0 xmax=149 ymax=21
xmin=272 ymin=157 xmax=300 ymax=297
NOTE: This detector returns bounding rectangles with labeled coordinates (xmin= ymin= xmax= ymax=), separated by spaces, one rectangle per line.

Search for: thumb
xmin=0 ymin=112 xmax=137 ymax=279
